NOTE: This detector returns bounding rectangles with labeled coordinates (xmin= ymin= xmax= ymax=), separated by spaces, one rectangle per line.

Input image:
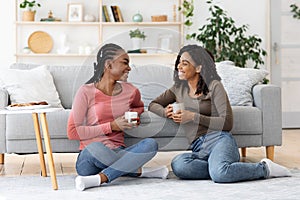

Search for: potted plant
xmin=178 ymin=0 xmax=194 ymax=27
xmin=19 ymin=0 xmax=41 ymax=21
xmin=290 ymin=4 xmax=300 ymax=19
xmin=129 ymin=28 xmax=146 ymax=50
xmin=180 ymin=1 xmax=268 ymax=83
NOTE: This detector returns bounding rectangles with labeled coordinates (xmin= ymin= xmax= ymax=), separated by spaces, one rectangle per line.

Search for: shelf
xmin=102 ymin=22 xmax=182 ymax=26
xmin=15 ymin=0 xmax=184 ymax=65
xmin=16 ymin=21 xmax=101 ymax=26
xmin=16 ymin=22 xmax=181 ymax=26
xmin=15 ymin=53 xmax=97 ymax=57
xmin=16 ymin=53 xmax=176 ymax=57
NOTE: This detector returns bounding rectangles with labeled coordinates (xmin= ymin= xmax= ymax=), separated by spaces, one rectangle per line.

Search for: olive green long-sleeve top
xmin=148 ymin=80 xmax=233 ymax=144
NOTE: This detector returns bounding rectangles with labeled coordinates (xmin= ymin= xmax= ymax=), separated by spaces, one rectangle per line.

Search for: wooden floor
xmin=0 ymin=129 xmax=299 ymax=177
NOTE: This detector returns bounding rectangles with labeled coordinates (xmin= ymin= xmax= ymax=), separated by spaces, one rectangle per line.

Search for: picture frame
xmin=67 ymin=3 xmax=83 ymax=22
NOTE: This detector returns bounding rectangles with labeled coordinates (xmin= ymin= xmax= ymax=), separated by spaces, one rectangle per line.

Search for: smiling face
xmin=177 ymin=52 xmax=200 ymax=81
xmin=107 ymin=50 xmax=131 ymax=81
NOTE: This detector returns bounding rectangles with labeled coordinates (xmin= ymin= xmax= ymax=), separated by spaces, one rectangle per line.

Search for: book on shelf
xmin=105 ymin=5 xmax=115 ymax=22
xmin=110 ymin=5 xmax=123 ymax=22
xmin=115 ymin=6 xmax=124 ymax=22
xmin=110 ymin=6 xmax=119 ymax=22
xmin=102 ymin=5 xmax=110 ymax=22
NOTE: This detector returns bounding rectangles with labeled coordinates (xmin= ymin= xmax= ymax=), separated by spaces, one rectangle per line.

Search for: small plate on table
xmin=5 ymin=104 xmax=51 ymax=111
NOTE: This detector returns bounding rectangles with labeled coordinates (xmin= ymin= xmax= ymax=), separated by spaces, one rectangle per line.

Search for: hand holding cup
xmin=172 ymin=103 xmax=184 ymax=114
xmin=125 ymin=111 xmax=140 ymax=126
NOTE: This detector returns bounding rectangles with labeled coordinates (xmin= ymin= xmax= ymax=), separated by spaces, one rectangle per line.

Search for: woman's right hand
xmin=165 ymin=104 xmax=173 ymax=119
xmin=110 ymin=116 xmax=133 ymax=131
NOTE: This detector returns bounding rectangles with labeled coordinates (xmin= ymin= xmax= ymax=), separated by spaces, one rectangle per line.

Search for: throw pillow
xmin=216 ymin=61 xmax=269 ymax=106
xmin=0 ymin=65 xmax=62 ymax=107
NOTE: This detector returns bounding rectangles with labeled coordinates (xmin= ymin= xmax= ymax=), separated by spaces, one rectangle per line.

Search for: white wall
xmin=0 ymin=1 xmax=16 ymax=69
xmin=0 ymin=0 xmax=269 ymax=69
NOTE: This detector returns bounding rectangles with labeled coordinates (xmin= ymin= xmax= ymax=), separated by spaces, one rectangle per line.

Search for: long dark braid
xmin=86 ymin=43 xmax=123 ymax=84
xmin=174 ymin=45 xmax=221 ymax=95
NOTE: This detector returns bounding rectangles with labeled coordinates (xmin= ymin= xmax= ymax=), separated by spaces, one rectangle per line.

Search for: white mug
xmin=125 ymin=111 xmax=139 ymax=124
xmin=172 ymin=103 xmax=184 ymax=113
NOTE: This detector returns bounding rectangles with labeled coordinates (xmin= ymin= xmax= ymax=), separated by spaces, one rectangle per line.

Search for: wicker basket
xmin=151 ymin=15 xmax=167 ymax=22
xmin=22 ymin=11 xmax=35 ymax=21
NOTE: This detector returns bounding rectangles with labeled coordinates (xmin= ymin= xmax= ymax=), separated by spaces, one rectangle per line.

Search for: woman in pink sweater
xmin=67 ymin=43 xmax=168 ymax=191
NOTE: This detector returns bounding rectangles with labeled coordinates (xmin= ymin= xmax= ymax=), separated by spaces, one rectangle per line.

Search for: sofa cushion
xmin=125 ymin=111 xmax=185 ymax=138
xmin=216 ymin=61 xmax=268 ymax=106
xmin=45 ymin=65 xmax=92 ymax=109
xmin=128 ymin=64 xmax=174 ymax=109
xmin=0 ymin=65 xmax=62 ymax=107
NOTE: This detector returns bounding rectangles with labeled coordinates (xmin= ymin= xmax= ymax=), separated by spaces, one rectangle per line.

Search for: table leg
xmin=40 ymin=113 xmax=58 ymax=190
xmin=32 ymin=113 xmax=47 ymax=177
xmin=0 ymin=153 xmax=4 ymax=164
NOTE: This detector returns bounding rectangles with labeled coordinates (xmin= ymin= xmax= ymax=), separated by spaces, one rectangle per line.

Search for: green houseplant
xmin=129 ymin=28 xmax=147 ymax=50
xmin=19 ymin=0 xmax=41 ymax=11
xmin=19 ymin=0 xmax=41 ymax=21
xmin=190 ymin=1 xmax=266 ymax=69
xmin=178 ymin=0 xmax=194 ymax=27
xmin=290 ymin=4 xmax=300 ymax=19
xmin=181 ymin=1 xmax=267 ymax=70
xmin=129 ymin=28 xmax=146 ymax=40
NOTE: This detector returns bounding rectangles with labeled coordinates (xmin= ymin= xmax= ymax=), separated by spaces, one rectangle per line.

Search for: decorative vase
xmin=84 ymin=14 xmax=96 ymax=22
xmin=132 ymin=13 xmax=143 ymax=22
xmin=22 ymin=11 xmax=35 ymax=21
xmin=131 ymin=38 xmax=142 ymax=50
xmin=22 ymin=47 xmax=31 ymax=54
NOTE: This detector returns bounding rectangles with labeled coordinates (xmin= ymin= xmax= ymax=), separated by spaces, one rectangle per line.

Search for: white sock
xmin=261 ymin=158 xmax=292 ymax=178
xmin=140 ymin=166 xmax=169 ymax=179
xmin=75 ymin=174 xmax=101 ymax=191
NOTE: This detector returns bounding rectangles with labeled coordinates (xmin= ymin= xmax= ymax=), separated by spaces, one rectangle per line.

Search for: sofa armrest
xmin=0 ymin=88 xmax=8 ymax=153
xmin=0 ymin=88 xmax=9 ymax=108
xmin=252 ymin=84 xmax=282 ymax=146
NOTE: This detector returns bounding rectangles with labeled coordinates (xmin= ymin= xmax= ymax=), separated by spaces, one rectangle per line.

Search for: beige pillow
xmin=0 ymin=65 xmax=62 ymax=107
xmin=216 ymin=61 xmax=269 ymax=106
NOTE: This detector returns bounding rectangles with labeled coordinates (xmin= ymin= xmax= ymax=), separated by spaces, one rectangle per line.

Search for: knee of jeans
xmin=209 ymin=166 xmax=231 ymax=183
xmin=142 ymin=138 xmax=158 ymax=152
xmin=76 ymin=162 xmax=99 ymax=176
xmin=171 ymin=155 xmax=185 ymax=178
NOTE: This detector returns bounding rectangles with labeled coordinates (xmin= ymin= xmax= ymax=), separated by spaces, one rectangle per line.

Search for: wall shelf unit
xmin=15 ymin=0 xmax=183 ymax=66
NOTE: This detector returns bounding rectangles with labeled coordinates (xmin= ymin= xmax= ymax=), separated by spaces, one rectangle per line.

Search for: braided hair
xmin=174 ymin=45 xmax=221 ymax=95
xmin=86 ymin=43 xmax=124 ymax=84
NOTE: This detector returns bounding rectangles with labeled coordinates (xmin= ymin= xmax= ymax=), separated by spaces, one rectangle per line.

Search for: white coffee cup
xmin=125 ymin=111 xmax=139 ymax=124
xmin=173 ymin=103 xmax=184 ymax=113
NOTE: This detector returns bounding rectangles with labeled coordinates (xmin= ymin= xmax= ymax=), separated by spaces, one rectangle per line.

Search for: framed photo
xmin=67 ymin=3 xmax=83 ymax=22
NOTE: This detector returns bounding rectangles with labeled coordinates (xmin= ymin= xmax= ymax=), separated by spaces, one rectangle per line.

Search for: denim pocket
xmin=191 ymin=135 xmax=205 ymax=152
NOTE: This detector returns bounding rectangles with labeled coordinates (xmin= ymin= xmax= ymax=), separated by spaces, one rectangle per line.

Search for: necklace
xmin=189 ymin=88 xmax=202 ymax=98
xmin=94 ymin=82 xmax=122 ymax=96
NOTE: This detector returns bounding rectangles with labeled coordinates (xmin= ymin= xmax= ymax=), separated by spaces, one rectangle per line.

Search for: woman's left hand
xmin=172 ymin=110 xmax=195 ymax=124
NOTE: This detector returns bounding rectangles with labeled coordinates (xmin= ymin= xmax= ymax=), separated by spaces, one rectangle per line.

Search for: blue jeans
xmin=171 ymin=131 xmax=268 ymax=183
xmin=76 ymin=138 xmax=158 ymax=183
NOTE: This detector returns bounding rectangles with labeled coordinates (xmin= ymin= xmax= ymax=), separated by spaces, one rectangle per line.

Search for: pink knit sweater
xmin=67 ymin=82 xmax=144 ymax=150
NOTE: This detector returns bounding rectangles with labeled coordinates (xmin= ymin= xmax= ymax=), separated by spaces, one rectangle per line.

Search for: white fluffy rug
xmin=1 ymin=170 xmax=300 ymax=200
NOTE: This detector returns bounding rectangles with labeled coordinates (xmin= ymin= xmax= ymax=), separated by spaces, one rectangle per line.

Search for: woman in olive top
xmin=149 ymin=44 xmax=291 ymax=183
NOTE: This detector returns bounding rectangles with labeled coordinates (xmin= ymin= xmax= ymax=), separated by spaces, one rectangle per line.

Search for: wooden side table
xmin=0 ymin=107 xmax=63 ymax=190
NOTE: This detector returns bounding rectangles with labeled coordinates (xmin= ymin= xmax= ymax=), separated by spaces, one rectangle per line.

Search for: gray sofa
xmin=0 ymin=63 xmax=282 ymax=164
